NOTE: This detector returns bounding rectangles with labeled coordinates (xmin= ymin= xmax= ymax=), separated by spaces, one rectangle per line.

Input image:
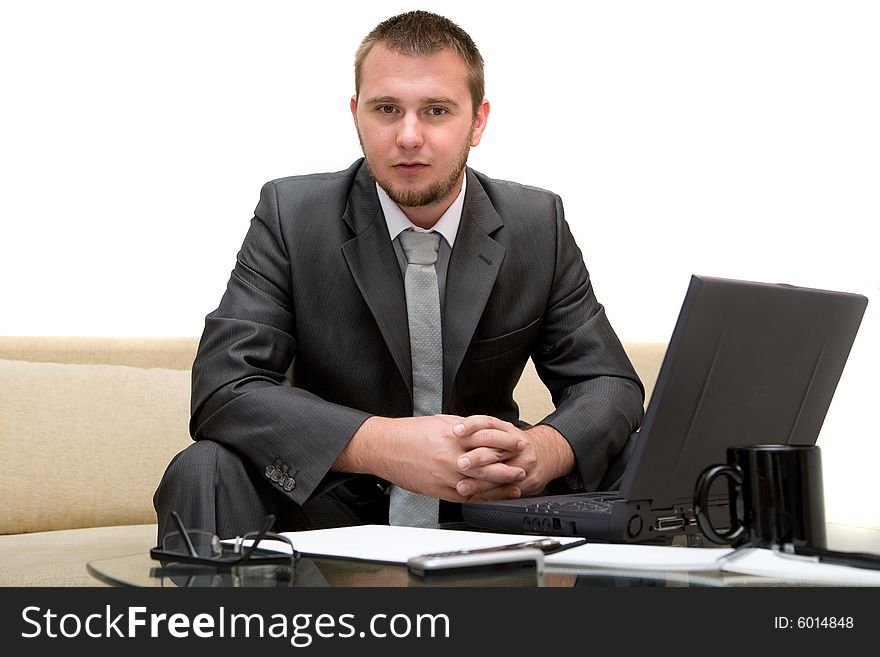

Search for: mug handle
xmin=693 ymin=464 xmax=746 ymax=545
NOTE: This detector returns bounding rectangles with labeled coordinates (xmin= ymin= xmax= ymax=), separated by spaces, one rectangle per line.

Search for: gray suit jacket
xmin=190 ymin=159 xmax=644 ymax=507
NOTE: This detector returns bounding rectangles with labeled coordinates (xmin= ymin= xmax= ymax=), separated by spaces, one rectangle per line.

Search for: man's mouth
xmin=393 ymin=162 xmax=428 ymax=174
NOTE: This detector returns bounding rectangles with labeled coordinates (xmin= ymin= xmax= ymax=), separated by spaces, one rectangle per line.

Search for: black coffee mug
xmin=693 ymin=444 xmax=826 ymax=548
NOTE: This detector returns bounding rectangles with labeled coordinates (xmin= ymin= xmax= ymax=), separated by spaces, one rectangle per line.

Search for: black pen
xmin=434 ymin=537 xmax=588 ymax=556
xmin=490 ymin=538 xmax=589 ymax=555
xmin=775 ymin=543 xmax=880 ymax=571
xmin=541 ymin=538 xmax=589 ymax=555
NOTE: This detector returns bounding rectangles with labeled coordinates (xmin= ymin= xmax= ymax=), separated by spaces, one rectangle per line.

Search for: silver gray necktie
xmin=388 ymin=229 xmax=442 ymax=527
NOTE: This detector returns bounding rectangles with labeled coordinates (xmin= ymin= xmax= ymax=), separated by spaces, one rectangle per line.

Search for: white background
xmin=1 ymin=1 xmax=877 ymax=525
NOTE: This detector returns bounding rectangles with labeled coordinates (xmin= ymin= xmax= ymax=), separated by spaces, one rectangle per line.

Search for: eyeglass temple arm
xmin=240 ymin=514 xmax=278 ymax=561
xmin=170 ymin=511 xmax=200 ymax=558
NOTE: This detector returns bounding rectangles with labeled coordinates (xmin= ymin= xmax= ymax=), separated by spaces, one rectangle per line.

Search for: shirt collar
xmin=376 ymin=174 xmax=466 ymax=248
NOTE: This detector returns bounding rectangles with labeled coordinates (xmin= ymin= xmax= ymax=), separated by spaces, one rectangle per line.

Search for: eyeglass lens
xmin=163 ymin=531 xmax=222 ymax=558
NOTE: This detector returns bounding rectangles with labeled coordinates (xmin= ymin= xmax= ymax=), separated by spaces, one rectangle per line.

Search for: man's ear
xmin=470 ymin=98 xmax=490 ymax=147
xmin=350 ymin=95 xmax=358 ymax=126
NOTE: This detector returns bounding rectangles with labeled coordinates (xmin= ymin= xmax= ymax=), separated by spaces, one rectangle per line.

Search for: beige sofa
xmin=0 ymin=336 xmax=665 ymax=586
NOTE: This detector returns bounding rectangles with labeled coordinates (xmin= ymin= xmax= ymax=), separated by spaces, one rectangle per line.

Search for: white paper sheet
xmin=545 ymin=542 xmax=734 ymax=571
xmin=263 ymin=525 xmax=583 ymax=563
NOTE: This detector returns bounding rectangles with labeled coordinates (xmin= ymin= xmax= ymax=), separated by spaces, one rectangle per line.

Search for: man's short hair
xmin=354 ymin=10 xmax=485 ymax=116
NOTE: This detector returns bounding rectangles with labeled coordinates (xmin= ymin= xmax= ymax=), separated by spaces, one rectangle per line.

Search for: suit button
xmin=265 ymin=464 xmax=277 ymax=479
xmin=284 ymin=478 xmax=296 ymax=491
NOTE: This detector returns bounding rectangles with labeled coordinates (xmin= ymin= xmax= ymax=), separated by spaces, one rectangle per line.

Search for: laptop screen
xmin=619 ymin=275 xmax=867 ymax=508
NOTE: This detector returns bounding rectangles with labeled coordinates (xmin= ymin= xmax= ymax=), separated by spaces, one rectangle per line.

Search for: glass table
xmin=87 ymin=522 xmax=880 ymax=588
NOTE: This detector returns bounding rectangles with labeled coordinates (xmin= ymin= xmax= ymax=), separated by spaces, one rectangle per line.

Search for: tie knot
xmin=398 ymin=229 xmax=441 ymax=265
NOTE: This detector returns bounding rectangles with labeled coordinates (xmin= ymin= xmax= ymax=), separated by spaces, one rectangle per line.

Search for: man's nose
xmin=395 ymin=114 xmax=424 ymax=150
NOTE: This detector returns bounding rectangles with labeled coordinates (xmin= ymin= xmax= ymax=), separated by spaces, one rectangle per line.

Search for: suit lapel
xmin=341 ymin=164 xmax=413 ymax=398
xmin=341 ymin=165 xmax=506 ymax=412
xmin=442 ymin=170 xmax=505 ymax=409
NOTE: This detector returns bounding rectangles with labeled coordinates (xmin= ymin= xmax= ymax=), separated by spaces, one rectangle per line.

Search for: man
xmin=154 ymin=11 xmax=644 ymax=541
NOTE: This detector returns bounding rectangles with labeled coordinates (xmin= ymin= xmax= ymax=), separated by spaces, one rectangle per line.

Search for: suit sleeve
xmin=532 ymin=195 xmax=645 ymax=491
xmin=189 ymin=181 xmax=369 ymax=505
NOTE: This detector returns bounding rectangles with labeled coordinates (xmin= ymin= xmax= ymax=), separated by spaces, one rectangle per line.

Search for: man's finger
xmin=455 ymin=467 xmax=525 ymax=495
xmin=456 ymin=446 xmax=516 ymax=471
xmin=452 ymin=415 xmax=511 ymax=437
xmin=458 ymin=463 xmax=527 ymax=486
xmin=464 ymin=485 xmax=522 ymax=503
xmin=457 ymin=428 xmax=524 ymax=453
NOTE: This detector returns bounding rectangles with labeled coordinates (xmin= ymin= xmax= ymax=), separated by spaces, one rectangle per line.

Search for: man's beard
xmin=359 ymin=128 xmax=473 ymax=208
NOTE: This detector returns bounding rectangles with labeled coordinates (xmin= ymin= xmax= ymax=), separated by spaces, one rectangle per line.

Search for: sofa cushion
xmin=0 ymin=359 xmax=191 ymax=534
xmin=0 ymin=523 xmax=157 ymax=586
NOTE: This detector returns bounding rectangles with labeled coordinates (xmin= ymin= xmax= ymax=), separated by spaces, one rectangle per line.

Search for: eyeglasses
xmin=150 ymin=511 xmax=299 ymax=569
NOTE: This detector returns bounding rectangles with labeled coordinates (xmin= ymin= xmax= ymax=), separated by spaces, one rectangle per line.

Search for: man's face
xmin=351 ymin=44 xmax=489 ymax=219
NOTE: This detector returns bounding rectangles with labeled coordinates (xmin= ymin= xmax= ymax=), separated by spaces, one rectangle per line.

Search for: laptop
xmin=462 ymin=275 xmax=868 ymax=543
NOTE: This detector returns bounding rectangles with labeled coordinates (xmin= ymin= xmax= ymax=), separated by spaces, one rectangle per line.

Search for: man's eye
xmin=378 ymin=105 xmax=396 ymax=114
xmin=428 ymin=107 xmax=447 ymax=116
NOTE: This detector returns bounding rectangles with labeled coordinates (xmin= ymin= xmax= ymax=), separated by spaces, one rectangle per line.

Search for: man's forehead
xmin=359 ymin=43 xmax=470 ymax=94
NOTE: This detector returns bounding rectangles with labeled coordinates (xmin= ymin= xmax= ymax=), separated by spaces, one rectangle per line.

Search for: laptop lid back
xmin=619 ymin=275 xmax=867 ymax=509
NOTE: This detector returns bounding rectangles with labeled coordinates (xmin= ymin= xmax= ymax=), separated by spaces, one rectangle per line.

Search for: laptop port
xmin=654 ymin=516 xmax=686 ymax=532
